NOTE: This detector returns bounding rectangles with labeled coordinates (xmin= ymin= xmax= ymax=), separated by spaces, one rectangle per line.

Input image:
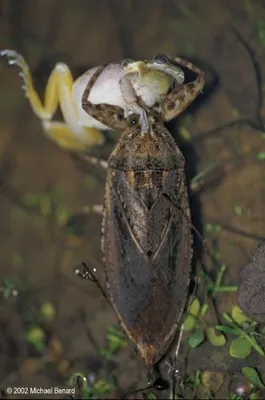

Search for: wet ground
xmin=1 ymin=0 xmax=265 ymax=398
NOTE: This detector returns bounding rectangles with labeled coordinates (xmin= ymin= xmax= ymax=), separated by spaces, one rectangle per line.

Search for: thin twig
xmin=231 ymin=26 xmax=264 ymax=128
xmin=206 ymin=221 xmax=265 ymax=241
xmin=192 ymin=118 xmax=263 ymax=144
xmin=77 ymin=261 xmax=111 ymax=305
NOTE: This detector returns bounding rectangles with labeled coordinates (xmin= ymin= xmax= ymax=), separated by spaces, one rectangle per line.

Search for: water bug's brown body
xmin=101 ymin=114 xmax=192 ymax=370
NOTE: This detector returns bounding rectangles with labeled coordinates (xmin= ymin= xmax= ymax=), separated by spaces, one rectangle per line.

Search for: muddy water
xmin=0 ymin=0 xmax=265 ymax=398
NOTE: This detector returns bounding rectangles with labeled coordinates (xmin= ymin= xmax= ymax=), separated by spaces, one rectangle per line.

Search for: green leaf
xmin=230 ymin=337 xmax=252 ymax=358
xmin=223 ymin=312 xmax=240 ymax=329
xmin=26 ymin=327 xmax=46 ymax=353
xmin=23 ymin=193 xmax=41 ymax=206
xmin=234 ymin=205 xmax=243 ymax=216
xmin=243 ymin=334 xmax=264 ymax=356
xmin=232 ymin=306 xmax=253 ymax=326
xmin=206 ymin=327 xmax=226 ymax=346
xmin=232 ymin=108 xmax=241 ymax=118
xmin=85 ymin=175 xmax=97 ymax=188
xmin=205 ymin=224 xmax=221 ymax=233
xmin=39 ymin=302 xmax=56 ymax=324
xmin=183 ymin=314 xmax=197 ymax=331
xmin=214 ymin=264 xmax=226 ymax=288
xmin=200 ymin=303 xmax=209 ymax=317
xmin=180 ymin=127 xmax=191 ymax=141
xmin=184 ymin=298 xmax=201 ymax=331
xmin=99 ymin=347 xmax=112 ymax=359
xmin=215 ymin=325 xmax=237 ymax=335
xmin=256 ymin=21 xmax=265 ymax=47
xmin=56 ymin=205 xmax=72 ymax=227
xmin=242 ymin=367 xmax=265 ymax=389
xmin=257 ymin=152 xmax=265 ymax=160
xmin=108 ymin=332 xmax=127 ymax=347
xmin=190 ymin=298 xmax=201 ymax=317
xmin=146 ymin=393 xmax=157 ymax=399
xmin=188 ymin=325 xmax=205 ymax=348
xmin=214 ymin=285 xmax=238 ymax=293
xmin=12 ymin=253 xmax=24 ymax=269
xmin=68 ymin=372 xmax=89 ymax=397
xmin=250 ymin=392 xmax=265 ymax=399
xmin=202 ymin=371 xmax=225 ymax=394
xmin=40 ymin=194 xmax=52 ymax=217
xmin=93 ymin=378 xmax=115 ymax=396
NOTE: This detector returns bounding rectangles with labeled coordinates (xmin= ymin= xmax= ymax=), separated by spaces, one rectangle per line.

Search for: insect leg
xmin=72 ymin=154 xmax=108 ymax=170
xmin=190 ymin=161 xmax=223 ymax=194
xmin=170 ymin=322 xmax=185 ymax=399
xmin=80 ymin=204 xmax=103 ymax=214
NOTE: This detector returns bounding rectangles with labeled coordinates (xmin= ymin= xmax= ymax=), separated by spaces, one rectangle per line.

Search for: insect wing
xmin=102 ymin=167 xmax=192 ymax=368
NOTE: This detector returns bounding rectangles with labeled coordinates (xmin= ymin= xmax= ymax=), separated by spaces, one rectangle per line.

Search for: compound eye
xmin=127 ymin=113 xmax=140 ymax=126
xmin=153 ymin=54 xmax=169 ymax=64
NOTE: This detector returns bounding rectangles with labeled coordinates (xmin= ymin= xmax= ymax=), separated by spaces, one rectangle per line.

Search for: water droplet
xmin=229 ymin=374 xmax=252 ymax=397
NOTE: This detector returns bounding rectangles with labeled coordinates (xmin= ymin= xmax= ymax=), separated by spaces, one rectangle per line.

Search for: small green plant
xmin=25 ymin=302 xmax=56 ymax=354
xmin=85 ymin=174 xmax=97 ymax=188
xmin=184 ymin=265 xmax=237 ymax=348
xmin=26 ymin=326 xmax=46 ymax=353
xmin=255 ymin=21 xmax=265 ymax=47
xmin=66 ymin=325 xmax=129 ymax=399
xmin=183 ymin=297 xmax=226 ymax=348
xmin=257 ymin=152 xmax=265 ymax=160
xmin=11 ymin=252 xmax=24 ymax=269
xmin=0 ymin=274 xmax=27 ymax=298
xmin=216 ymin=307 xmax=264 ymax=358
xmin=234 ymin=205 xmax=243 ymax=217
xmin=202 ymin=264 xmax=238 ymax=296
xmin=146 ymin=393 xmax=157 ymax=399
xmin=174 ymin=370 xmax=203 ymax=399
xmin=23 ymin=188 xmax=72 ymax=226
xmin=68 ymin=372 xmax=115 ymax=400
xmin=205 ymin=223 xmax=222 ymax=233
xmin=39 ymin=301 xmax=56 ymax=325
xmin=232 ymin=108 xmax=241 ymax=118
xmin=99 ymin=325 xmax=128 ymax=359
xmin=68 ymin=373 xmax=90 ymax=399
xmin=174 ymin=370 xmax=221 ymax=399
xmin=242 ymin=367 xmax=265 ymax=391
